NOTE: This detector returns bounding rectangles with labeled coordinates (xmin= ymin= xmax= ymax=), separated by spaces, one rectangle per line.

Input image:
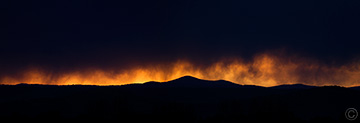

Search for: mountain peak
xmin=171 ymin=75 xmax=201 ymax=81
xmin=148 ymin=76 xmax=240 ymax=88
xmin=271 ymin=84 xmax=315 ymax=89
xmin=123 ymin=76 xmax=258 ymax=88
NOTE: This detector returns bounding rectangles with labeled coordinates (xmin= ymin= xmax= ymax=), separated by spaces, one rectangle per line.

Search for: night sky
xmin=2 ymin=0 xmax=360 ymax=86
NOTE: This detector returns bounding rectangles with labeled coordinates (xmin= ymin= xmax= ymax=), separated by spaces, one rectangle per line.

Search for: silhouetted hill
xmin=151 ymin=76 xmax=240 ymax=88
xmin=0 ymin=76 xmax=359 ymax=122
xmin=270 ymin=84 xmax=316 ymax=89
xmin=122 ymin=76 xmax=261 ymax=88
xmin=350 ymin=86 xmax=360 ymax=91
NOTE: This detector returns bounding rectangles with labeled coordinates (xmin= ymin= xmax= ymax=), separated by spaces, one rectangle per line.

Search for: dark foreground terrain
xmin=0 ymin=76 xmax=359 ymax=122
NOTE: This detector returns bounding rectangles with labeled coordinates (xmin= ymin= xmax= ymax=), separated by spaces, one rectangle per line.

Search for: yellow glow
xmin=1 ymin=53 xmax=360 ymax=87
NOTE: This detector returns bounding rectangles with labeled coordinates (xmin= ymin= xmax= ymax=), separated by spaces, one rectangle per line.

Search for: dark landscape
xmin=3 ymin=0 xmax=360 ymax=122
xmin=0 ymin=76 xmax=359 ymax=122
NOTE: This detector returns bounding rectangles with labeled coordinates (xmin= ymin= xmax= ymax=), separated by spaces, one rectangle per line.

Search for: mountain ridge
xmin=10 ymin=76 xmax=360 ymax=89
xmin=122 ymin=76 xmax=316 ymax=89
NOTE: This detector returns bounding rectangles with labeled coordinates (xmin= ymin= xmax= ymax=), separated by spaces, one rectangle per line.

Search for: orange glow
xmin=1 ymin=52 xmax=360 ymax=87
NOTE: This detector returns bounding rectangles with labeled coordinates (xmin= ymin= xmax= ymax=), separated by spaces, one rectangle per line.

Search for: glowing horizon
xmin=1 ymin=52 xmax=360 ymax=87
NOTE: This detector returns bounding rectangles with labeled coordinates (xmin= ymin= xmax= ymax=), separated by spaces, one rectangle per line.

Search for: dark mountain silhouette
xmin=0 ymin=76 xmax=359 ymax=122
xmin=123 ymin=76 xmax=262 ymax=88
xmin=164 ymin=76 xmax=235 ymax=88
xmin=350 ymin=86 xmax=360 ymax=91
xmin=270 ymin=84 xmax=316 ymax=89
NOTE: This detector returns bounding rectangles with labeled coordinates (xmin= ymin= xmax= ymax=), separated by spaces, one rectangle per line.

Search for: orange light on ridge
xmin=1 ymin=53 xmax=360 ymax=87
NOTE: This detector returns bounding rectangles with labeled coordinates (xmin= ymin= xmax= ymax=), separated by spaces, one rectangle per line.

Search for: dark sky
xmin=2 ymin=0 xmax=360 ymax=75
